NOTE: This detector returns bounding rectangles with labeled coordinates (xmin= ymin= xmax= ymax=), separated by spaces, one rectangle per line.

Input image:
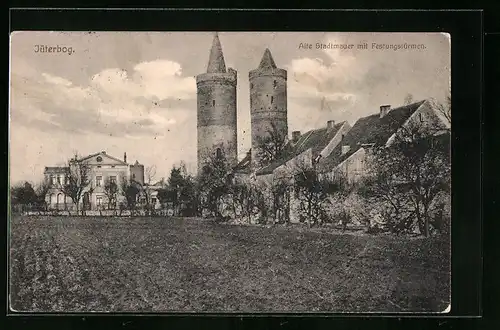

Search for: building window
xmin=110 ymin=176 xmax=117 ymax=184
xmin=111 ymin=165 xmax=115 ymax=168
xmin=97 ymin=165 xmax=101 ymax=168
xmin=212 ymin=100 xmax=215 ymax=107
xmin=216 ymin=148 xmax=222 ymax=159
xmin=96 ymin=196 xmax=103 ymax=206
xmin=152 ymin=198 xmax=157 ymax=204
xmin=96 ymin=176 xmax=102 ymax=187
xmin=419 ymin=113 xmax=424 ymax=122
xmin=271 ymin=96 xmax=274 ymax=104
xmin=96 ymin=156 xmax=102 ymax=162
xmin=132 ymin=173 xmax=136 ymax=179
xmin=51 ymin=175 xmax=56 ymax=185
xmin=341 ymin=134 xmax=345 ymax=141
xmin=273 ymin=80 xmax=277 ymax=88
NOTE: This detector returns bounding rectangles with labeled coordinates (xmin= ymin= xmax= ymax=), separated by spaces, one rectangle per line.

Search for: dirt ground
xmin=9 ymin=216 xmax=451 ymax=313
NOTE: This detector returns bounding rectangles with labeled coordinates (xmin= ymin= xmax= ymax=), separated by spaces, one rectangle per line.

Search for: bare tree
xmin=61 ymin=155 xmax=93 ymax=215
xmin=435 ymin=94 xmax=451 ymax=129
xmin=404 ymin=93 xmax=414 ymax=105
xmin=227 ymin=178 xmax=265 ymax=224
xmin=197 ymin=151 xmax=233 ymax=218
xmin=292 ymin=159 xmax=341 ymax=228
xmin=120 ymin=177 xmax=140 ymax=215
xmin=364 ymin=121 xmax=451 ymax=237
xmin=270 ymin=175 xmax=292 ymax=225
xmin=35 ymin=178 xmax=51 ymax=212
xmin=103 ymin=177 xmax=119 ymax=213
xmin=145 ymin=165 xmax=157 ymax=185
xmin=359 ymin=155 xmax=417 ymax=234
xmin=255 ymin=122 xmax=290 ymax=167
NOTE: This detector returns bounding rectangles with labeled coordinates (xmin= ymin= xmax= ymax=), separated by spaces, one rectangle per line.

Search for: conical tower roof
xmin=258 ymin=48 xmax=277 ymax=70
xmin=206 ymin=32 xmax=227 ymax=73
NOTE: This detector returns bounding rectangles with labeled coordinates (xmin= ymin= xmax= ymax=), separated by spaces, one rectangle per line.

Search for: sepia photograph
xmin=9 ymin=31 xmax=451 ymax=313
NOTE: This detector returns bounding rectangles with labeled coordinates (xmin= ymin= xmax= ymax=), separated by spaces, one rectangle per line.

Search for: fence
xmin=21 ymin=208 xmax=176 ymax=217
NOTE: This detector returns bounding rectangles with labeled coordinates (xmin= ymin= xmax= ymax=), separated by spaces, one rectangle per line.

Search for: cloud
xmin=91 ymin=60 xmax=196 ymax=101
xmin=42 ymin=73 xmax=73 ymax=86
xmin=11 ymin=58 xmax=197 ymax=138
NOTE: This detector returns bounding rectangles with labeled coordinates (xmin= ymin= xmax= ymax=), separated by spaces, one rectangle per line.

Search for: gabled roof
xmin=258 ymin=48 xmax=277 ymax=71
xmin=233 ymin=150 xmax=252 ymax=174
xmin=77 ymin=151 xmax=128 ymax=165
xmin=206 ymin=32 xmax=227 ymax=73
xmin=317 ymin=100 xmax=426 ymax=173
xmin=256 ymin=121 xmax=346 ymax=176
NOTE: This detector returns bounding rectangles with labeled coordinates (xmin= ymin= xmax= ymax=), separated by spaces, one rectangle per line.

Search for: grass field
xmin=9 ymin=216 xmax=450 ymax=313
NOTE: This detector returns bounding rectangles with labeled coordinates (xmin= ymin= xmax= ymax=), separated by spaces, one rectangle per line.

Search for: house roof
xmin=77 ymin=151 xmax=128 ymax=165
xmin=233 ymin=150 xmax=252 ymax=174
xmin=317 ymin=100 xmax=426 ymax=173
xmin=255 ymin=121 xmax=346 ymax=176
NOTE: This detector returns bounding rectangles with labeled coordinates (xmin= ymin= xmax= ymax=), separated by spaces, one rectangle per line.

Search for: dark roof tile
xmin=317 ymin=100 xmax=426 ymax=173
xmin=256 ymin=121 xmax=346 ymax=175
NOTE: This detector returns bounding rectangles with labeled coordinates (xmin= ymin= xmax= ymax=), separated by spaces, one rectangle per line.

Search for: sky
xmin=9 ymin=31 xmax=450 ymax=185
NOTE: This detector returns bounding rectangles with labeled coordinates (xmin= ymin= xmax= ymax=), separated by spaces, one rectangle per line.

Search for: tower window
xmin=271 ymin=96 xmax=274 ymax=104
xmin=212 ymin=100 xmax=215 ymax=107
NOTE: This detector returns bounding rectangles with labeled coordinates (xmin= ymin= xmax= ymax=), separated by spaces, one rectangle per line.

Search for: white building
xmin=44 ymin=151 xmax=145 ymax=211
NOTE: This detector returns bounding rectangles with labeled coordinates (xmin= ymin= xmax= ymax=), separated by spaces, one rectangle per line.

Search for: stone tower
xmin=196 ymin=33 xmax=238 ymax=172
xmin=249 ymin=48 xmax=288 ymax=168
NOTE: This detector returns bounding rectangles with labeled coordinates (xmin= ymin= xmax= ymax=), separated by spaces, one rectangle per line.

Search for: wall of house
xmin=386 ymin=100 xmax=447 ymax=146
xmin=274 ymin=148 xmax=313 ymax=179
xmin=319 ymin=122 xmax=352 ymax=159
xmin=45 ymin=162 xmax=130 ymax=210
xmin=329 ymin=148 xmax=367 ymax=184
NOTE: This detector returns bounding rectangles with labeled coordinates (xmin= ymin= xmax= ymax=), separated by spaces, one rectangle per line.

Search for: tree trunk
xmin=423 ymin=203 xmax=430 ymax=237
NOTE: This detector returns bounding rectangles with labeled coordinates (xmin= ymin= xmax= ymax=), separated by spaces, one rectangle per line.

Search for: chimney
xmin=341 ymin=145 xmax=351 ymax=155
xmin=124 ymin=152 xmax=127 ymax=163
xmin=380 ymin=105 xmax=391 ymax=118
xmin=292 ymin=131 xmax=301 ymax=142
xmin=327 ymin=120 xmax=335 ymax=129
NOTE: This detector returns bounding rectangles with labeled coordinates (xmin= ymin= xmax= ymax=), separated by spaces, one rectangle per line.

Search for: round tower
xmin=249 ymin=48 xmax=288 ymax=167
xmin=196 ymin=33 xmax=238 ymax=173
